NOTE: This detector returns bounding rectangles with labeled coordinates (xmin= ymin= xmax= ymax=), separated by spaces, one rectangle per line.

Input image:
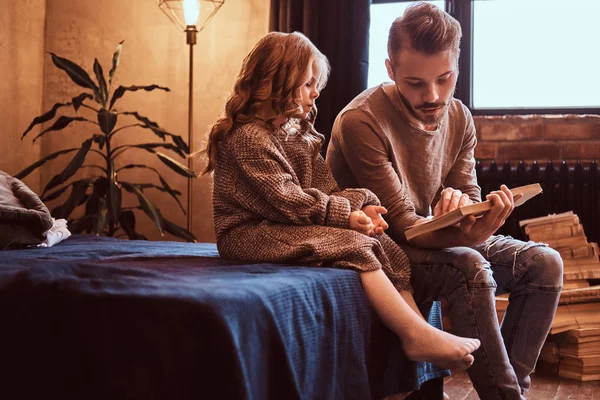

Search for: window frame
xmin=372 ymin=0 xmax=600 ymax=115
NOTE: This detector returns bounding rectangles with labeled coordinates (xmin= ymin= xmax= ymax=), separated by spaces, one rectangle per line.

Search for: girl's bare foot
xmin=402 ymin=327 xmax=480 ymax=371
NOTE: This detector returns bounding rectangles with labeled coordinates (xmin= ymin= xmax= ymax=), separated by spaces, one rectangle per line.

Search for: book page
xmin=404 ymin=183 xmax=542 ymax=241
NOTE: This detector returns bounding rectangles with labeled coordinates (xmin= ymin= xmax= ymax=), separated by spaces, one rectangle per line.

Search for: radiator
xmin=476 ymin=160 xmax=600 ymax=244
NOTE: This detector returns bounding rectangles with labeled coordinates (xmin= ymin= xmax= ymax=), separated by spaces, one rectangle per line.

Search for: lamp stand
xmin=185 ymin=25 xmax=198 ymax=233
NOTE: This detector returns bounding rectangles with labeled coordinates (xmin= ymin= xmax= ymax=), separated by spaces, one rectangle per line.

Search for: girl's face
xmin=293 ymin=59 xmax=322 ymax=120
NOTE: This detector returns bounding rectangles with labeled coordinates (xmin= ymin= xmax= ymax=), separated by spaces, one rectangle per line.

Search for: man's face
xmin=386 ymin=47 xmax=458 ymax=129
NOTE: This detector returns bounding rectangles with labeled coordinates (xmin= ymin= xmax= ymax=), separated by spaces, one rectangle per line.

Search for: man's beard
xmin=397 ymin=89 xmax=450 ymax=127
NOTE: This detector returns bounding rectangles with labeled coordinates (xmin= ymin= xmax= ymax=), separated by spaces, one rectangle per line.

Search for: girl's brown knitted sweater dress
xmin=212 ymin=120 xmax=411 ymax=292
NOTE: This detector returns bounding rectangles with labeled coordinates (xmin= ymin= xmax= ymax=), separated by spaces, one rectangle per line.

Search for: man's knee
xmin=448 ymin=247 xmax=497 ymax=289
xmin=519 ymin=245 xmax=563 ymax=289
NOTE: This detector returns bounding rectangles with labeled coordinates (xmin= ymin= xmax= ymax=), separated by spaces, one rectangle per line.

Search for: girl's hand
xmin=361 ymin=205 xmax=389 ymax=236
xmin=349 ymin=210 xmax=374 ymax=236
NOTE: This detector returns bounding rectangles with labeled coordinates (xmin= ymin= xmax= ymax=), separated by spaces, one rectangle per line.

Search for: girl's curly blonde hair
xmin=200 ymin=31 xmax=330 ymax=174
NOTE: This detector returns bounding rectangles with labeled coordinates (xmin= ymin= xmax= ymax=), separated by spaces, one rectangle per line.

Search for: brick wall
xmin=474 ymin=114 xmax=600 ymax=163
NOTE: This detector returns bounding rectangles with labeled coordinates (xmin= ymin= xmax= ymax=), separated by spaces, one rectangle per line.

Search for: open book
xmin=404 ymin=183 xmax=543 ymax=241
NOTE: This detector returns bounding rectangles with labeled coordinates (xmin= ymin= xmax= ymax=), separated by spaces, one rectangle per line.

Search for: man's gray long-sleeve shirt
xmin=326 ymin=83 xmax=481 ymax=243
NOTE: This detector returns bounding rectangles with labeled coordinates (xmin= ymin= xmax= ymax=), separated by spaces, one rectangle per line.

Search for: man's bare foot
xmin=402 ymin=327 xmax=480 ymax=372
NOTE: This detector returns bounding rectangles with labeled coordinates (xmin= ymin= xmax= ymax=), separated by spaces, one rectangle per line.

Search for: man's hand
xmin=433 ymin=187 xmax=473 ymax=218
xmin=362 ymin=205 xmax=389 ymax=236
xmin=459 ymin=184 xmax=515 ymax=245
xmin=349 ymin=210 xmax=375 ymax=236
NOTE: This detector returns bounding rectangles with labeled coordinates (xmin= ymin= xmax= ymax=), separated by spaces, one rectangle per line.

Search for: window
xmin=369 ymin=0 xmax=600 ymax=114
xmin=472 ymin=0 xmax=600 ymax=111
xmin=368 ymin=1 xmax=445 ymax=88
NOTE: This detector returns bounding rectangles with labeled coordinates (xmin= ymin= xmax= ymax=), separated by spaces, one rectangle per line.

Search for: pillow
xmin=0 ymin=171 xmax=53 ymax=249
xmin=0 ymin=224 xmax=46 ymax=249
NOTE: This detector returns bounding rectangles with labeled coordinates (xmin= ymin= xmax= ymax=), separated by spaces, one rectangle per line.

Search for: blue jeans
xmin=401 ymin=235 xmax=563 ymax=400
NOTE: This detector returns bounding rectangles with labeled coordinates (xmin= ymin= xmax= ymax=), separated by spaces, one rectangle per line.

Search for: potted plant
xmin=17 ymin=41 xmax=196 ymax=242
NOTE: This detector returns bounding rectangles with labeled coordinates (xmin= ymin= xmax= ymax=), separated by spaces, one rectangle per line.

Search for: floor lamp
xmin=158 ymin=0 xmax=225 ymax=234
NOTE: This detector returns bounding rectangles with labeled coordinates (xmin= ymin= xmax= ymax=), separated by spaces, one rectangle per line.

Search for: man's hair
xmin=387 ymin=2 xmax=462 ymax=64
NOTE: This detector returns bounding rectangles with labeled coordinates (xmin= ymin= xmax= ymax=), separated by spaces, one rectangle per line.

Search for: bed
xmin=0 ymin=234 xmax=448 ymax=399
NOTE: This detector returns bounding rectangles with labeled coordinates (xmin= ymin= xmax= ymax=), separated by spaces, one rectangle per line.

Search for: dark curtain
xmin=270 ymin=0 xmax=371 ymax=150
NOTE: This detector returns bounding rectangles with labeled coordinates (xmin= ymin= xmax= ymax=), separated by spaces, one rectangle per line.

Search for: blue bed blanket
xmin=0 ymin=234 xmax=447 ymax=399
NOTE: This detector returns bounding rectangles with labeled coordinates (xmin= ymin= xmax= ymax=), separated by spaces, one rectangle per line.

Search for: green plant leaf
xmin=15 ymin=148 xmax=78 ymax=179
xmin=118 ymin=210 xmax=147 ymax=240
xmin=93 ymin=58 xmax=108 ymax=106
xmin=146 ymin=127 xmax=189 ymax=154
xmin=116 ymin=143 xmax=186 ymax=158
xmin=109 ymin=85 xmax=170 ymax=110
xmin=42 ymin=177 xmax=93 ymax=202
xmin=115 ymin=163 xmax=184 ymax=214
xmin=108 ymin=40 xmax=124 ymax=88
xmin=98 ymin=108 xmax=118 ymax=134
xmin=156 ymin=152 xmax=198 ymax=178
xmin=121 ymin=182 xmax=164 ymax=234
xmin=116 ymin=164 xmax=183 ymax=195
xmin=158 ymin=175 xmax=186 ymax=214
xmin=85 ymin=177 xmax=108 ymax=229
xmin=135 ymin=183 xmax=180 ymax=194
xmin=43 ymin=185 xmax=71 ymax=202
xmin=55 ymin=179 xmax=91 ymax=219
xmin=92 ymin=134 xmax=106 ymax=149
xmin=118 ymin=181 xmax=184 ymax=219
xmin=72 ymin=92 xmax=95 ymax=112
xmin=114 ymin=117 xmax=189 ymax=154
xmin=92 ymin=177 xmax=109 ymax=197
xmin=79 ymin=193 xmax=90 ymax=206
xmin=107 ymin=159 xmax=122 ymax=223
xmin=116 ymin=163 xmax=148 ymax=172
xmin=49 ymin=52 xmax=100 ymax=100
xmin=120 ymin=111 xmax=158 ymax=128
xmin=42 ymin=138 xmax=93 ymax=195
xmin=32 ymin=116 xmax=91 ymax=142
xmin=50 ymin=203 xmax=63 ymax=218
xmin=93 ymin=197 xmax=108 ymax=235
xmin=163 ymin=217 xmax=197 ymax=242
xmin=119 ymin=209 xmax=136 ymax=237
xmin=22 ymin=101 xmax=72 ymax=139
xmin=68 ymin=215 xmax=94 ymax=234
xmin=171 ymin=135 xmax=190 ymax=155
xmin=118 ymin=112 xmax=163 ymax=139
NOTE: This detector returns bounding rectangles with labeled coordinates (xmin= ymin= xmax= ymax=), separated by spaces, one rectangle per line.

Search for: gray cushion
xmin=0 ymin=171 xmax=53 ymax=249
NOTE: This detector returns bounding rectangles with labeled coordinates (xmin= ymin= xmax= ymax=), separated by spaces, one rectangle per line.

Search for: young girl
xmin=202 ymin=31 xmax=479 ymax=371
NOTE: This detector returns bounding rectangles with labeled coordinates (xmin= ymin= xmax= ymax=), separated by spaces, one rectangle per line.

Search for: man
xmin=326 ymin=2 xmax=563 ymax=399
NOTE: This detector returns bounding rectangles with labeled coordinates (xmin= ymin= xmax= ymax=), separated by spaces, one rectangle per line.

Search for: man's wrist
xmin=457 ymin=229 xmax=493 ymax=247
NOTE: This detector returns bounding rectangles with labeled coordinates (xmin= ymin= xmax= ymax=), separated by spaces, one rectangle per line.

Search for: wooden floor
xmin=443 ymin=369 xmax=600 ymax=400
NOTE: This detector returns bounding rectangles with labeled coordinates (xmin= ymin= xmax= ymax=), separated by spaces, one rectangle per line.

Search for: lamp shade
xmin=183 ymin=0 xmax=200 ymax=25
xmin=158 ymin=0 xmax=224 ymax=31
